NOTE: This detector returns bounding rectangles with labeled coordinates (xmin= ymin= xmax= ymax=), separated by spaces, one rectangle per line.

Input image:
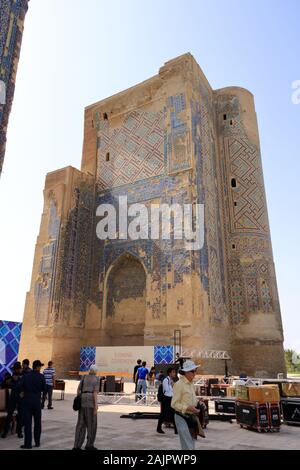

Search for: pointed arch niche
xmin=102 ymin=252 xmax=147 ymax=346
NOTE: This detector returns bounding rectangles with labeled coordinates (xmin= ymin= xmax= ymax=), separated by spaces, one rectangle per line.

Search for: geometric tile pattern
xmin=231 ymin=279 xmax=245 ymax=323
xmin=96 ymin=109 xmax=166 ymax=190
xmin=0 ymin=320 xmax=22 ymax=381
xmin=80 ymin=346 xmax=96 ymax=372
xmin=246 ymin=279 xmax=259 ymax=312
xmin=260 ymin=279 xmax=272 ymax=312
xmin=226 ymin=137 xmax=268 ymax=233
xmin=192 ymin=87 xmax=227 ymax=324
xmin=167 ymin=93 xmax=191 ymax=173
xmin=34 ymin=199 xmax=60 ymax=326
xmin=0 ymin=0 xmax=29 ymax=175
xmin=154 ymin=345 xmax=174 ymax=365
xmin=217 ymin=93 xmax=277 ymax=325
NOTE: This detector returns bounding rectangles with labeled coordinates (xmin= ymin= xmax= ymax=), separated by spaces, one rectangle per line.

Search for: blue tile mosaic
xmin=0 ymin=320 xmax=22 ymax=381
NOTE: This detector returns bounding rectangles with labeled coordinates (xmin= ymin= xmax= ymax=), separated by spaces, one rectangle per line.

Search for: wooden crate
xmin=248 ymin=385 xmax=280 ymax=404
xmin=281 ymin=383 xmax=300 ymax=398
xmin=227 ymin=386 xmax=236 ymax=398
xmin=235 ymin=385 xmax=248 ymax=401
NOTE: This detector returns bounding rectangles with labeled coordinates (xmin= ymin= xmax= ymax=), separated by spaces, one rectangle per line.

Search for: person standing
xmin=135 ymin=361 xmax=149 ymax=403
xmin=155 ymin=370 xmax=165 ymax=388
xmin=42 ymin=361 xmax=56 ymax=410
xmin=21 ymin=359 xmax=32 ymax=375
xmin=133 ymin=359 xmax=142 ymax=400
xmin=1 ymin=362 xmax=23 ymax=439
xmin=73 ymin=365 xmax=99 ymax=451
xmin=157 ymin=367 xmax=178 ymax=434
xmin=19 ymin=360 xmax=46 ymax=449
xmin=175 ymin=353 xmax=185 ymax=369
xmin=149 ymin=367 xmax=156 ymax=386
xmin=171 ymin=360 xmax=205 ymax=450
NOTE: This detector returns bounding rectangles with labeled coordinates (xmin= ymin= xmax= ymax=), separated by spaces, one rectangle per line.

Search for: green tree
xmin=285 ymin=349 xmax=300 ymax=373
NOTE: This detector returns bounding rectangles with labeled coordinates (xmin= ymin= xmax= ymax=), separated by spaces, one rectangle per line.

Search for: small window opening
xmin=231 ymin=178 xmax=237 ymax=188
xmin=103 ymin=112 xmax=108 ymax=120
xmin=234 ymin=201 xmax=237 ymax=207
xmin=232 ymin=244 xmax=236 ymax=249
xmin=106 ymin=152 xmax=110 ymax=162
xmin=230 ymin=119 xmax=233 ymax=125
xmin=223 ymin=114 xmax=227 ymax=120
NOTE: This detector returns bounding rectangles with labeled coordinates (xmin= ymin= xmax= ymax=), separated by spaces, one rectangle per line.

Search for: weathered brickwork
xmin=19 ymin=54 xmax=285 ymax=377
xmin=0 ymin=0 xmax=29 ymax=175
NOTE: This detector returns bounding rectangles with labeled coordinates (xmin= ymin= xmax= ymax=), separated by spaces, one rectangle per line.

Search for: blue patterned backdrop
xmin=0 ymin=320 xmax=22 ymax=381
xmin=154 ymin=345 xmax=174 ymax=365
xmin=80 ymin=346 xmax=96 ymax=372
xmin=80 ymin=345 xmax=173 ymax=371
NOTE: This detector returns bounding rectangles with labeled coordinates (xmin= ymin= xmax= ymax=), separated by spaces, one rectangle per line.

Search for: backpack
xmin=157 ymin=382 xmax=164 ymax=403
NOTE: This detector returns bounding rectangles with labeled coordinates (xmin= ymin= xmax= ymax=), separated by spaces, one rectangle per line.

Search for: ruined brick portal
xmin=18 ymin=54 xmax=286 ymax=378
xmin=105 ymin=254 xmax=146 ymax=346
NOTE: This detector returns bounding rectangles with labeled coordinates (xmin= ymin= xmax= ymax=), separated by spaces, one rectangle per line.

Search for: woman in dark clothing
xmin=157 ymin=368 xmax=177 ymax=434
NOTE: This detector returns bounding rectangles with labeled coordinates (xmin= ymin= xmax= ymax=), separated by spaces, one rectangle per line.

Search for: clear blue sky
xmin=0 ymin=0 xmax=299 ymax=350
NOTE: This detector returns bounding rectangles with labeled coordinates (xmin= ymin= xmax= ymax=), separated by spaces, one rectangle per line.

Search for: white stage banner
xmin=95 ymin=346 xmax=154 ymax=378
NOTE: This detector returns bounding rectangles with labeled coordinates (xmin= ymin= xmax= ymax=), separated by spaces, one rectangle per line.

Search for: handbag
xmin=73 ymin=377 xmax=84 ymax=411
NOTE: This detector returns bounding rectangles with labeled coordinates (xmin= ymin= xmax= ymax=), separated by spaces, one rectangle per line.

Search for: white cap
xmin=180 ymin=360 xmax=199 ymax=373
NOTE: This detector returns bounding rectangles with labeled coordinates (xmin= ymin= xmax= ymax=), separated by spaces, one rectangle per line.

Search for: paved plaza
xmin=0 ymin=380 xmax=300 ymax=451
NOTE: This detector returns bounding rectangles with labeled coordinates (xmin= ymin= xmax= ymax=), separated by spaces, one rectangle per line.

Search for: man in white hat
xmin=171 ymin=360 xmax=205 ymax=450
xmin=73 ymin=365 xmax=99 ymax=450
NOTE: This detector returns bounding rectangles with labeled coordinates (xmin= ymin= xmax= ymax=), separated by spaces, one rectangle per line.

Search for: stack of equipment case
xmin=236 ymin=400 xmax=269 ymax=432
xmin=268 ymin=402 xmax=281 ymax=431
xmin=281 ymin=398 xmax=300 ymax=425
xmin=236 ymin=399 xmax=281 ymax=432
xmin=210 ymin=384 xmax=229 ymax=397
xmin=214 ymin=398 xmax=236 ymax=415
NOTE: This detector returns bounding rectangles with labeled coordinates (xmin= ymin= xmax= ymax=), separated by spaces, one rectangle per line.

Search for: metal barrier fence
xmin=97 ymin=385 xmax=159 ymax=406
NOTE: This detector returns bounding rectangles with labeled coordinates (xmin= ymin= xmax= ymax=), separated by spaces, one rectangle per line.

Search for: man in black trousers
xmin=19 ymin=360 xmax=46 ymax=449
xmin=133 ymin=359 xmax=142 ymax=401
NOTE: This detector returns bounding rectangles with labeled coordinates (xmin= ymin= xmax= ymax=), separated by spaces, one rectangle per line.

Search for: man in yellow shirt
xmin=171 ymin=360 xmax=205 ymax=449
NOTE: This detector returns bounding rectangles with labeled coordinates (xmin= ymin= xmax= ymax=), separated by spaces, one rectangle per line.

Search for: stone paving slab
xmin=0 ymin=381 xmax=300 ymax=450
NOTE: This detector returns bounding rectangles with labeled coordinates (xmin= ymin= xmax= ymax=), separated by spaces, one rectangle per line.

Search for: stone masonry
xmin=18 ymin=54 xmax=286 ymax=377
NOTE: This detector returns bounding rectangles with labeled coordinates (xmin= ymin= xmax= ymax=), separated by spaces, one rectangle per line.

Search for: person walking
xmin=135 ymin=361 xmax=149 ymax=403
xmin=19 ymin=360 xmax=46 ymax=449
xmin=157 ymin=367 xmax=178 ymax=435
xmin=73 ymin=365 xmax=99 ymax=451
xmin=41 ymin=361 xmax=55 ymax=410
xmin=1 ymin=362 xmax=23 ymax=439
xmin=133 ymin=359 xmax=142 ymax=401
xmin=171 ymin=360 xmax=205 ymax=450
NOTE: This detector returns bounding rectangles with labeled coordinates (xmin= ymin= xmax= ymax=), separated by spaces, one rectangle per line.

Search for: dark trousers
xmin=2 ymin=398 xmax=23 ymax=436
xmin=23 ymin=400 xmax=42 ymax=447
xmin=42 ymin=385 xmax=53 ymax=408
xmin=157 ymin=396 xmax=177 ymax=433
xmin=134 ymin=381 xmax=138 ymax=402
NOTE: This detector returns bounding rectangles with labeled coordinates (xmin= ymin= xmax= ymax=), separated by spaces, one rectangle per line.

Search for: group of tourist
xmin=0 ymin=359 xmax=55 ymax=448
xmin=1 ymin=356 xmax=206 ymax=451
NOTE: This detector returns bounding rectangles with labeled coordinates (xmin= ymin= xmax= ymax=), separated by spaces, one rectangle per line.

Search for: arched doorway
xmin=104 ymin=253 xmax=146 ymax=345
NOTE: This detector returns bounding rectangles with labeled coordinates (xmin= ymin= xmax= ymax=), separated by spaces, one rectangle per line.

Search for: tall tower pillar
xmin=215 ymin=87 xmax=285 ymax=377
